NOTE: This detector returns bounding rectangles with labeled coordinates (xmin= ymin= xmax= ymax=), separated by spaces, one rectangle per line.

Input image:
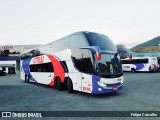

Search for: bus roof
xmin=21 ymin=31 xmax=107 ymax=54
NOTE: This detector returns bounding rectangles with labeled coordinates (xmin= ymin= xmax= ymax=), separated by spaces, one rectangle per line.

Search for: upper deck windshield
xmin=93 ymin=53 xmax=123 ymax=78
xmin=84 ymin=32 xmax=117 ymax=51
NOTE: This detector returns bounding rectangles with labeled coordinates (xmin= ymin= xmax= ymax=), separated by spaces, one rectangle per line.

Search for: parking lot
xmin=0 ymin=72 xmax=160 ymax=113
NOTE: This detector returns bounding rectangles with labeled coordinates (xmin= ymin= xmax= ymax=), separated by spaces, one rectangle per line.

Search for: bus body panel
xmin=91 ymin=75 xmax=123 ymax=94
xmin=122 ymin=57 xmax=158 ymax=72
xmin=20 ymin=31 xmax=123 ymax=94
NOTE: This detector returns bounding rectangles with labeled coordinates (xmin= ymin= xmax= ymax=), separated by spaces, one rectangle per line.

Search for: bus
xmin=20 ymin=31 xmax=124 ymax=94
xmin=157 ymin=57 xmax=160 ymax=71
xmin=121 ymin=57 xmax=158 ymax=72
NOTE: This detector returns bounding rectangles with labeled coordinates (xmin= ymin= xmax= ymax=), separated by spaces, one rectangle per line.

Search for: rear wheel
xmin=25 ymin=75 xmax=27 ymax=82
xmin=67 ymin=78 xmax=73 ymax=93
xmin=27 ymin=75 xmax=32 ymax=83
xmin=27 ymin=75 xmax=30 ymax=83
xmin=57 ymin=77 xmax=63 ymax=91
xmin=131 ymin=68 xmax=135 ymax=73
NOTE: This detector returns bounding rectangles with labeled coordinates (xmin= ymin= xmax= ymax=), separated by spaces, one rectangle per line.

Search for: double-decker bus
xmin=121 ymin=57 xmax=158 ymax=72
xmin=20 ymin=31 xmax=124 ymax=94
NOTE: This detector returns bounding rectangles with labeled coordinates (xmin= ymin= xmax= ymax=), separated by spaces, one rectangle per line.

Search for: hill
xmin=131 ymin=36 xmax=160 ymax=52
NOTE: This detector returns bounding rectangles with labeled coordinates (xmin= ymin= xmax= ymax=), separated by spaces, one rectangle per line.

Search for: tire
xmin=27 ymin=75 xmax=32 ymax=83
xmin=131 ymin=68 xmax=135 ymax=73
xmin=67 ymin=78 xmax=73 ymax=93
xmin=25 ymin=75 xmax=27 ymax=82
xmin=27 ymin=75 xmax=30 ymax=83
xmin=63 ymin=79 xmax=68 ymax=90
xmin=57 ymin=77 xmax=63 ymax=91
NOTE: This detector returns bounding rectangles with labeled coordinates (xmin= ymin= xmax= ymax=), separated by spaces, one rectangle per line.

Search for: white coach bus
xmin=20 ymin=31 xmax=125 ymax=94
xmin=121 ymin=57 xmax=158 ymax=72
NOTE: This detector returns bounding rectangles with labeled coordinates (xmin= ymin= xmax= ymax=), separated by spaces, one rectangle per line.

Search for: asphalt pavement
xmin=0 ymin=72 xmax=160 ymax=119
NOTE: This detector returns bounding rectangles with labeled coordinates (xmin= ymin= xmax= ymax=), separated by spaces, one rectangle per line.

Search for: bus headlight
xmin=121 ymin=80 xmax=123 ymax=84
xmin=97 ymin=81 xmax=106 ymax=87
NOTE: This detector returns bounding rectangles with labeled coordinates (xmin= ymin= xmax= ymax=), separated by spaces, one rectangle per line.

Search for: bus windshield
xmin=85 ymin=32 xmax=117 ymax=51
xmin=93 ymin=53 xmax=123 ymax=78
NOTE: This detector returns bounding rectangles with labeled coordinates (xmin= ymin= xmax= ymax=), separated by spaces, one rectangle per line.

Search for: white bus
xmin=20 ymin=31 xmax=124 ymax=94
xmin=121 ymin=57 xmax=158 ymax=72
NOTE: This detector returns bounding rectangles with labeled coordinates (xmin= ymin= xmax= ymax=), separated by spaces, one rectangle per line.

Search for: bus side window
xmin=29 ymin=62 xmax=54 ymax=72
xmin=71 ymin=49 xmax=94 ymax=74
xmin=61 ymin=61 xmax=68 ymax=73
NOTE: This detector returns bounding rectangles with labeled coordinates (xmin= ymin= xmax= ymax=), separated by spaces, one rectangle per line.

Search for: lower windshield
xmin=94 ymin=54 xmax=123 ymax=78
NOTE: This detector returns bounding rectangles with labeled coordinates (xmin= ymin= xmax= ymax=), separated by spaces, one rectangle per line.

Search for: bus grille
xmin=107 ymin=83 xmax=121 ymax=87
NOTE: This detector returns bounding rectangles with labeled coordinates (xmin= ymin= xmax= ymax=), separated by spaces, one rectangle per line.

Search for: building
xmin=0 ymin=45 xmax=40 ymax=74
xmin=131 ymin=36 xmax=160 ymax=57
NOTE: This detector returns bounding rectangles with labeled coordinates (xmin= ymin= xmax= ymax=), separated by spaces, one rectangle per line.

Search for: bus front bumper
xmin=91 ymin=84 xmax=123 ymax=94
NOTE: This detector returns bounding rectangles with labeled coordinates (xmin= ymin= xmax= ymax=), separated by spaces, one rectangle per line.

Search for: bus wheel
xmin=27 ymin=76 xmax=32 ymax=83
xmin=131 ymin=68 xmax=135 ymax=73
xmin=67 ymin=78 xmax=73 ymax=93
xmin=27 ymin=75 xmax=30 ymax=83
xmin=25 ymin=75 xmax=27 ymax=82
xmin=57 ymin=77 xmax=63 ymax=91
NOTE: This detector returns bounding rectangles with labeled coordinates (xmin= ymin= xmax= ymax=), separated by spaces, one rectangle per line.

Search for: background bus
xmin=157 ymin=57 xmax=160 ymax=71
xmin=20 ymin=31 xmax=124 ymax=94
xmin=121 ymin=57 xmax=158 ymax=72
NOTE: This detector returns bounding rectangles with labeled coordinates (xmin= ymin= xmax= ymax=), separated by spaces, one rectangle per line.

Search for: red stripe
xmin=47 ymin=55 xmax=65 ymax=86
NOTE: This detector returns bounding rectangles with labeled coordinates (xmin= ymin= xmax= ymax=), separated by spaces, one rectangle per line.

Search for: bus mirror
xmin=80 ymin=46 xmax=101 ymax=60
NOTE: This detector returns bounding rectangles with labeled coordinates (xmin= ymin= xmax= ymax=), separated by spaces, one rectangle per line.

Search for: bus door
xmin=81 ymin=73 xmax=92 ymax=93
xmin=80 ymin=50 xmax=93 ymax=93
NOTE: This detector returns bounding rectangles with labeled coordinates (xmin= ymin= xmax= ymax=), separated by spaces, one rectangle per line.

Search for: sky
xmin=0 ymin=0 xmax=160 ymax=48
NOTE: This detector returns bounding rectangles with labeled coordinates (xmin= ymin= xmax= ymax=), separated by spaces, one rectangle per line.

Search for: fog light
xmin=98 ymin=88 xmax=102 ymax=91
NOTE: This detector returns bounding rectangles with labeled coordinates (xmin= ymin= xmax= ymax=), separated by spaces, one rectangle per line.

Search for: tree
xmin=116 ymin=44 xmax=126 ymax=50
xmin=116 ymin=44 xmax=127 ymax=59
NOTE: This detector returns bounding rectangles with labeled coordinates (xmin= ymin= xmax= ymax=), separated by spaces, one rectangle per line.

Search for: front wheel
xmin=25 ymin=75 xmax=27 ymax=82
xmin=57 ymin=77 xmax=63 ymax=91
xmin=131 ymin=68 xmax=135 ymax=73
xmin=67 ymin=78 xmax=73 ymax=93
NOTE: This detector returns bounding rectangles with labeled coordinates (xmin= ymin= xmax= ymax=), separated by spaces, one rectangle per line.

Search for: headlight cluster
xmin=121 ymin=80 xmax=123 ymax=84
xmin=97 ymin=81 xmax=106 ymax=87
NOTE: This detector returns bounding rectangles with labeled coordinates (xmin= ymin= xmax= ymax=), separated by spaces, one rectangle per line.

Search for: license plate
xmin=112 ymin=87 xmax=118 ymax=91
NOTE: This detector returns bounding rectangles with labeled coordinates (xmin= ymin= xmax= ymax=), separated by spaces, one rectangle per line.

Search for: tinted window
xmin=61 ymin=61 xmax=68 ymax=73
xmin=122 ymin=59 xmax=148 ymax=64
xmin=70 ymin=34 xmax=87 ymax=48
xmin=141 ymin=59 xmax=148 ymax=63
xmin=122 ymin=60 xmax=127 ymax=64
xmin=84 ymin=32 xmax=117 ymax=51
xmin=29 ymin=62 xmax=54 ymax=72
xmin=158 ymin=58 xmax=160 ymax=64
xmin=71 ymin=48 xmax=94 ymax=74
xmin=2 ymin=67 xmax=6 ymax=71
